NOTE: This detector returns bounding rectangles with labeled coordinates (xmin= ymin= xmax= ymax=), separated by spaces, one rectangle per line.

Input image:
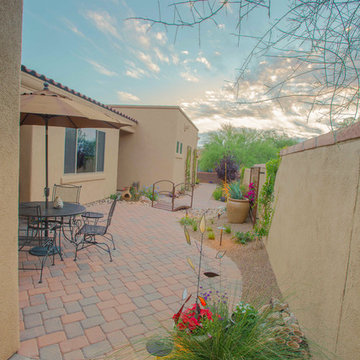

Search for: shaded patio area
xmin=16 ymin=185 xmax=239 ymax=360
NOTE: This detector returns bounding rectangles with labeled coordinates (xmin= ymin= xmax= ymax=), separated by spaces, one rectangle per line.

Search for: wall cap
xmin=280 ymin=122 xmax=360 ymax=156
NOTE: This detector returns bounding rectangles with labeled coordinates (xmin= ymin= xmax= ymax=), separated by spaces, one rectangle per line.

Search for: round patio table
xmin=19 ymin=201 xmax=86 ymax=255
xmin=20 ymin=201 xmax=86 ymax=218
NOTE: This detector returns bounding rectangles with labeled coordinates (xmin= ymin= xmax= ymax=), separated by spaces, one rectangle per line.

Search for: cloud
xmin=154 ymin=48 xmax=169 ymax=63
xmin=125 ymin=67 xmax=146 ymax=79
xmin=123 ymin=19 xmax=167 ymax=48
xmin=87 ymin=60 xmax=117 ymax=76
xmin=196 ymin=56 xmax=211 ymax=70
xmin=136 ymin=51 xmax=160 ymax=73
xmin=85 ymin=10 xmax=121 ymax=39
xmin=180 ymin=59 xmax=332 ymax=138
xmin=181 ymin=71 xmax=199 ymax=83
xmin=64 ymin=19 xmax=86 ymax=38
xmin=124 ymin=61 xmax=147 ymax=79
xmin=117 ymin=91 xmax=140 ymax=102
xmin=155 ymin=32 xmax=167 ymax=45
xmin=172 ymin=54 xmax=179 ymax=65
xmin=181 ymin=50 xmax=189 ymax=55
xmin=218 ymin=24 xmax=225 ymax=30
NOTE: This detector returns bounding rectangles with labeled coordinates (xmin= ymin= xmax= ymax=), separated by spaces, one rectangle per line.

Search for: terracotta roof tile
xmin=21 ymin=65 xmax=138 ymax=124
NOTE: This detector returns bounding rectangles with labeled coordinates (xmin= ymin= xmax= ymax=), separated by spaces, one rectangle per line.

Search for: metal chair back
xmin=105 ymin=198 xmax=117 ymax=232
xmin=52 ymin=184 xmax=82 ymax=204
xmin=18 ymin=204 xmax=42 ymax=248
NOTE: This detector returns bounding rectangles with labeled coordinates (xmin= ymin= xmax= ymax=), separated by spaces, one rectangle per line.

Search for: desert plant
xmin=192 ymin=223 xmax=198 ymax=232
xmin=109 ymin=193 xmax=118 ymax=200
xmin=234 ymin=231 xmax=255 ymax=245
xmin=208 ymin=231 xmax=215 ymax=240
xmin=212 ymin=186 xmax=223 ymax=201
xmin=224 ymin=181 xmax=246 ymax=200
xmin=192 ymin=148 xmax=198 ymax=185
xmin=180 ymin=216 xmax=197 ymax=227
xmin=224 ymin=224 xmax=231 ymax=234
xmin=140 ymin=186 xmax=158 ymax=201
xmin=215 ymin=154 xmax=239 ymax=182
xmin=206 ymin=226 xmax=213 ymax=232
xmin=254 ymin=157 xmax=281 ymax=241
xmin=167 ymin=298 xmax=311 ymax=360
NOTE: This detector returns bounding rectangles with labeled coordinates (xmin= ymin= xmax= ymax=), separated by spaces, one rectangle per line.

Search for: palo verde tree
xmin=134 ymin=1 xmax=360 ymax=128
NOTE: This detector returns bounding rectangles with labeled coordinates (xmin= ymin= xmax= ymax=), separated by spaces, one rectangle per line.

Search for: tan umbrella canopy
xmin=20 ymin=82 xmax=127 ymax=207
xmin=20 ymin=84 xmax=125 ymax=129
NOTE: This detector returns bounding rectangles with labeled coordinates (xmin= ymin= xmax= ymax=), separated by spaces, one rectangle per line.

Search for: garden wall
xmin=197 ymin=171 xmax=222 ymax=184
xmin=266 ymin=123 xmax=360 ymax=359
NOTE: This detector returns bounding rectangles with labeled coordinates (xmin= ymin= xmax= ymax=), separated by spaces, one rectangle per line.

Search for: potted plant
xmin=224 ymin=181 xmax=249 ymax=223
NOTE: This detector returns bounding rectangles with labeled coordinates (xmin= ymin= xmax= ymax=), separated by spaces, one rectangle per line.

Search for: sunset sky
xmin=22 ymin=0 xmax=331 ymax=138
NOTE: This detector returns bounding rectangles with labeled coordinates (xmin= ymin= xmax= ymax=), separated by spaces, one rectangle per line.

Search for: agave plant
xmin=224 ymin=181 xmax=245 ymax=200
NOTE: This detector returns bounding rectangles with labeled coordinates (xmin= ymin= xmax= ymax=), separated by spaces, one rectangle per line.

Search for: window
xmin=176 ymin=141 xmax=183 ymax=154
xmin=64 ymin=128 xmax=105 ymax=174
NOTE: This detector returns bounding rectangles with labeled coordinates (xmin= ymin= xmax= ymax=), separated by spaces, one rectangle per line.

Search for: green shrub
xmin=206 ymin=226 xmax=213 ymax=232
xmin=224 ymin=224 xmax=231 ymax=234
xmin=208 ymin=231 xmax=215 ymax=240
xmin=212 ymin=186 xmax=223 ymax=201
xmin=224 ymin=181 xmax=246 ymax=200
xmin=254 ymin=156 xmax=281 ymax=240
xmin=166 ymin=298 xmax=311 ymax=360
xmin=234 ymin=231 xmax=255 ymax=245
xmin=192 ymin=223 xmax=198 ymax=232
xmin=109 ymin=193 xmax=118 ymax=200
xmin=140 ymin=186 xmax=158 ymax=201
xmin=180 ymin=216 xmax=197 ymax=227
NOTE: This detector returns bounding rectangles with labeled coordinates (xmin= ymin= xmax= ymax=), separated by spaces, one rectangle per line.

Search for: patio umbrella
xmin=20 ymin=82 xmax=128 ymax=208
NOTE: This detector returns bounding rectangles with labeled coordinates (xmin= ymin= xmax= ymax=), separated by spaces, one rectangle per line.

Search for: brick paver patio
xmin=15 ymin=185 xmax=239 ymax=360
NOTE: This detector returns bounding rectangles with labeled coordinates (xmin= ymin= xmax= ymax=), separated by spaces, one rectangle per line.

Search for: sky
xmin=22 ymin=0 xmax=331 ymax=138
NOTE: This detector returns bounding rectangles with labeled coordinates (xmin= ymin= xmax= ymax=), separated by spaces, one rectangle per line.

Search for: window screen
xmin=64 ymin=128 xmax=76 ymax=174
xmin=96 ymin=131 xmax=105 ymax=172
xmin=77 ymin=129 xmax=96 ymax=173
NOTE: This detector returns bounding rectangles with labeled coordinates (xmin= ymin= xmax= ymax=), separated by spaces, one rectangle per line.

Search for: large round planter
xmin=227 ymin=198 xmax=250 ymax=223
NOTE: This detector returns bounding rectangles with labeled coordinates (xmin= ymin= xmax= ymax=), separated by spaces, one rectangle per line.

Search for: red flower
xmin=173 ymin=303 xmax=213 ymax=332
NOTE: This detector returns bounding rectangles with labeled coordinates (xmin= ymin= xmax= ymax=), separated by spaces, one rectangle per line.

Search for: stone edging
xmin=280 ymin=121 xmax=360 ymax=156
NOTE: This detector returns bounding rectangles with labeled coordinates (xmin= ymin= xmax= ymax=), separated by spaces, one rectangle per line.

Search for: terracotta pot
xmin=226 ymin=198 xmax=249 ymax=223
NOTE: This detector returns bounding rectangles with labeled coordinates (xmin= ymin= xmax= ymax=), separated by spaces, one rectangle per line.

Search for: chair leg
xmin=39 ymin=251 xmax=49 ymax=284
xmin=104 ymin=233 xmax=115 ymax=250
xmin=97 ymin=240 xmax=112 ymax=262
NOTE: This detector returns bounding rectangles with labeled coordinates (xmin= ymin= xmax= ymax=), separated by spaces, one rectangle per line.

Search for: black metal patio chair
xmin=51 ymin=184 xmax=82 ymax=241
xmin=19 ymin=204 xmax=62 ymax=283
xmin=73 ymin=198 xmax=117 ymax=262
xmin=52 ymin=184 xmax=82 ymax=204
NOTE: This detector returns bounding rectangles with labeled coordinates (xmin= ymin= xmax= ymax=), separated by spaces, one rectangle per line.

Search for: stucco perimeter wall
xmin=0 ymin=0 xmax=22 ymax=358
xmin=266 ymin=138 xmax=360 ymax=359
xmin=20 ymin=126 xmax=119 ymax=204
xmin=115 ymin=106 xmax=198 ymax=191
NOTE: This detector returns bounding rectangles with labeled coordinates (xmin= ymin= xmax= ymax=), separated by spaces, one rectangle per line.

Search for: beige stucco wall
xmin=173 ymin=109 xmax=199 ymax=186
xmin=266 ymin=139 xmax=360 ymax=359
xmin=113 ymin=106 xmax=198 ymax=191
xmin=0 ymin=0 xmax=22 ymax=358
xmin=19 ymin=126 xmax=119 ymax=204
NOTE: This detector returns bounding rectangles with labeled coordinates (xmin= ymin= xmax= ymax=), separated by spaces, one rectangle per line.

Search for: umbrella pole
xmin=45 ymin=117 xmax=49 ymax=209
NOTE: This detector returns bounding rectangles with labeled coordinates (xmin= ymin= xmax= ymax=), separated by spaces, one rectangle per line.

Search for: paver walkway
xmin=15 ymin=185 xmax=239 ymax=360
